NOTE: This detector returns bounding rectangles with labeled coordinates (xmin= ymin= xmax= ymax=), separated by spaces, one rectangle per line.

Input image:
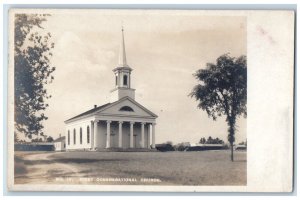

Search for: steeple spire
xmin=111 ymin=26 xmax=135 ymax=102
xmin=118 ymin=26 xmax=128 ymax=67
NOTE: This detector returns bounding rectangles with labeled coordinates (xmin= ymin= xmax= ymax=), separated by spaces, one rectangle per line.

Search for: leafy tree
xmin=207 ymin=136 xmax=213 ymax=144
xmin=190 ymin=54 xmax=247 ymax=161
xmin=14 ymin=132 xmax=19 ymax=142
xmin=31 ymin=138 xmax=43 ymax=142
xmin=174 ymin=142 xmax=189 ymax=151
xmin=177 ymin=144 xmax=186 ymax=151
xmin=200 ymin=136 xmax=225 ymax=144
xmin=213 ymin=137 xmax=224 ymax=144
xmin=46 ymin=136 xmax=54 ymax=142
xmin=199 ymin=137 xmax=206 ymax=144
xmin=14 ymin=14 xmax=55 ymax=139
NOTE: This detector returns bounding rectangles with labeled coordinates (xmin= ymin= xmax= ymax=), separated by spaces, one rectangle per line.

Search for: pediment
xmin=96 ymin=97 xmax=157 ymax=118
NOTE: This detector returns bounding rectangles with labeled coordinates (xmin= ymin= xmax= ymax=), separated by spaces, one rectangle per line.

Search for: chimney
xmin=94 ymin=105 xmax=97 ymax=108
xmin=59 ymin=134 xmax=61 ymax=138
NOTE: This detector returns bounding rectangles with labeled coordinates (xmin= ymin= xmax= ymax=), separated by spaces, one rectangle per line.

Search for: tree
xmin=31 ymin=138 xmax=43 ymax=143
xmin=14 ymin=14 xmax=55 ymax=139
xmin=46 ymin=136 xmax=54 ymax=142
xmin=175 ymin=142 xmax=189 ymax=151
xmin=177 ymin=144 xmax=186 ymax=151
xmin=31 ymin=138 xmax=37 ymax=142
xmin=214 ymin=137 xmax=224 ymax=144
xmin=207 ymin=136 xmax=213 ymax=144
xmin=14 ymin=132 xmax=19 ymax=143
xmin=199 ymin=137 xmax=206 ymax=144
xmin=190 ymin=54 xmax=247 ymax=161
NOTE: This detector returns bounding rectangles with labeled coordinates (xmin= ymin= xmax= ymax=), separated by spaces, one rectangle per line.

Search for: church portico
xmin=91 ymin=119 xmax=155 ymax=150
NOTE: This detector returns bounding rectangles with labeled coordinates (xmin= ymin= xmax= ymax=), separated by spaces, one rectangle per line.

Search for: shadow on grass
xmin=22 ymin=158 xmax=125 ymax=165
xmin=15 ymin=156 xmax=27 ymax=175
xmin=233 ymin=160 xmax=247 ymax=162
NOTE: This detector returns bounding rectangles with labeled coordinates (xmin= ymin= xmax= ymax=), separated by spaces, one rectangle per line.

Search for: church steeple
xmin=110 ymin=27 xmax=135 ymax=102
xmin=118 ymin=26 xmax=128 ymax=67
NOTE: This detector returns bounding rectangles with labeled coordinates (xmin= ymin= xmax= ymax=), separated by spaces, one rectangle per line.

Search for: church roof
xmin=64 ymin=97 xmax=157 ymax=124
xmin=65 ymin=103 xmax=111 ymax=122
xmin=53 ymin=136 xmax=65 ymax=143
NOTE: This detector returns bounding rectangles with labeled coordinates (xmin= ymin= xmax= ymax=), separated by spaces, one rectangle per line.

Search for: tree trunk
xmin=227 ymin=116 xmax=236 ymax=162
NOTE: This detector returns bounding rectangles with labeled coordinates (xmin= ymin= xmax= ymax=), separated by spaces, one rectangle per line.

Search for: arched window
xmin=73 ymin=129 xmax=76 ymax=145
xmin=123 ymin=75 xmax=128 ymax=86
xmin=67 ymin=130 xmax=70 ymax=145
xmin=80 ymin=127 xmax=82 ymax=144
xmin=119 ymin=106 xmax=134 ymax=112
xmin=87 ymin=126 xmax=90 ymax=144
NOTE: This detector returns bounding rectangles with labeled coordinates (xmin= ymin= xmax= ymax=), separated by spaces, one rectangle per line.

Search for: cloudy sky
xmin=31 ymin=10 xmax=246 ymax=144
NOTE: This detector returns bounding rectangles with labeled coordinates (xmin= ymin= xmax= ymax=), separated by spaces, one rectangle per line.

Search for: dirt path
xmin=15 ymin=152 xmax=80 ymax=184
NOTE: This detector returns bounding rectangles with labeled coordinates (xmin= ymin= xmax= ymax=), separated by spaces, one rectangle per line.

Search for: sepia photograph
xmin=6 ymin=8 xmax=294 ymax=192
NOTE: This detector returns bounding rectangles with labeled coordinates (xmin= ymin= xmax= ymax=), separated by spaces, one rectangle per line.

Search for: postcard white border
xmin=6 ymin=9 xmax=294 ymax=192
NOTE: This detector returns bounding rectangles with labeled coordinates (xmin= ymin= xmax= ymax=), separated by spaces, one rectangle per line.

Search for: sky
xmin=25 ymin=10 xmax=247 ymax=144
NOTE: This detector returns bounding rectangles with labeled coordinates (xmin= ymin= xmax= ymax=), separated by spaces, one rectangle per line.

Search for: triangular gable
xmin=96 ymin=97 xmax=157 ymax=118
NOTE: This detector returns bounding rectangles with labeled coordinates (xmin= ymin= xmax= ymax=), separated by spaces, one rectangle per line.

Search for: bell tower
xmin=110 ymin=27 xmax=135 ymax=102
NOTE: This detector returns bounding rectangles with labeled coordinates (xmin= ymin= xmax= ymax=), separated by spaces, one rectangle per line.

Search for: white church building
xmin=64 ymin=28 xmax=158 ymax=151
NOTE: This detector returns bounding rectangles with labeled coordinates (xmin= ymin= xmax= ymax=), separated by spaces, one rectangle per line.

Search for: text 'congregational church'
xmin=64 ymin=28 xmax=158 ymax=151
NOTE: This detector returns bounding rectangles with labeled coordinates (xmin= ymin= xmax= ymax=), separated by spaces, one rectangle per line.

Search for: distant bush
xmin=172 ymin=142 xmax=190 ymax=151
xmin=156 ymin=144 xmax=175 ymax=152
xmin=186 ymin=145 xmax=227 ymax=151
xmin=199 ymin=136 xmax=224 ymax=144
xmin=176 ymin=145 xmax=186 ymax=151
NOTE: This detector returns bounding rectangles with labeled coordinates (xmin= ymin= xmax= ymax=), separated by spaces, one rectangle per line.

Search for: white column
xmin=118 ymin=121 xmax=123 ymax=148
xmin=141 ymin=122 xmax=145 ymax=148
xmin=151 ymin=123 xmax=156 ymax=148
xmin=147 ymin=124 xmax=151 ymax=149
xmin=130 ymin=122 xmax=134 ymax=148
xmin=93 ymin=120 xmax=98 ymax=150
xmin=106 ymin=121 xmax=111 ymax=148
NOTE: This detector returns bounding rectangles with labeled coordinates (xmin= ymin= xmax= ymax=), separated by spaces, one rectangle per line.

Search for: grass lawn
xmin=15 ymin=150 xmax=246 ymax=185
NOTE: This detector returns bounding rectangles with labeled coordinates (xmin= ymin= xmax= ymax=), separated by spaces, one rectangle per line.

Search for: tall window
xmin=73 ymin=129 xmax=76 ymax=145
xmin=123 ymin=75 xmax=128 ymax=86
xmin=80 ymin=127 xmax=82 ymax=144
xmin=68 ymin=130 xmax=70 ymax=145
xmin=87 ymin=126 xmax=90 ymax=144
xmin=115 ymin=75 xmax=118 ymax=86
